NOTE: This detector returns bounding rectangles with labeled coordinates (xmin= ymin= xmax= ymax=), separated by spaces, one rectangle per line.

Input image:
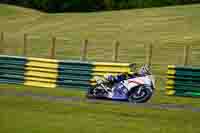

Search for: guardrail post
xmin=50 ymin=36 xmax=56 ymax=59
xmin=81 ymin=39 xmax=88 ymax=61
xmin=0 ymin=32 xmax=4 ymax=54
xmin=113 ymin=40 xmax=120 ymax=62
xmin=183 ymin=45 xmax=191 ymax=66
xmin=23 ymin=33 xmax=28 ymax=56
xmin=146 ymin=44 xmax=153 ymax=66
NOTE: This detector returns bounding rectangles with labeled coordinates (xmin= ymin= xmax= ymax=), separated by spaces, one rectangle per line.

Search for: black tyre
xmin=86 ymin=87 xmax=95 ymax=99
xmin=128 ymin=86 xmax=153 ymax=103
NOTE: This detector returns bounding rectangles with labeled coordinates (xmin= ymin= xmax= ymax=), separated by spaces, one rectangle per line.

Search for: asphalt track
xmin=1 ymin=90 xmax=200 ymax=112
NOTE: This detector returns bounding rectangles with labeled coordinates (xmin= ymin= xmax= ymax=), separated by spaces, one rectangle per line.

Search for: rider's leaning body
xmin=105 ymin=64 xmax=151 ymax=83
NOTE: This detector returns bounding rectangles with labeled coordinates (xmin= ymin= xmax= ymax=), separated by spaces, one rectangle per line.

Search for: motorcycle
xmin=87 ymin=74 xmax=155 ymax=103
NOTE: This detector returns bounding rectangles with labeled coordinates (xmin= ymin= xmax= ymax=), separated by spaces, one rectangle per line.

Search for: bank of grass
xmin=0 ymin=4 xmax=200 ymax=66
xmin=0 ymin=95 xmax=200 ymax=133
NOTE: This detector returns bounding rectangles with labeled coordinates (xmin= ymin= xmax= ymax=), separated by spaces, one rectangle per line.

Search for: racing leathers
xmin=106 ymin=72 xmax=140 ymax=83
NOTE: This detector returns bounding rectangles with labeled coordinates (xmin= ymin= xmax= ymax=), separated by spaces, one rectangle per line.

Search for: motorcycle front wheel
xmin=128 ymin=86 xmax=153 ymax=103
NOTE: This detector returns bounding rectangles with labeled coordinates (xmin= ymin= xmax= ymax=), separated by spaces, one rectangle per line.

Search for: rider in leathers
xmin=105 ymin=64 xmax=151 ymax=83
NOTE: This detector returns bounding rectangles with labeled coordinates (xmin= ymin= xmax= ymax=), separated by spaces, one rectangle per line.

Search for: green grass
xmin=0 ymin=95 xmax=200 ymax=133
xmin=1 ymin=83 xmax=200 ymax=108
xmin=0 ymin=3 xmax=200 ymax=107
xmin=0 ymin=4 xmax=200 ymax=65
xmin=0 ymin=4 xmax=199 ymax=77
xmin=0 ymin=84 xmax=86 ymax=98
xmin=0 ymin=4 xmax=200 ymax=132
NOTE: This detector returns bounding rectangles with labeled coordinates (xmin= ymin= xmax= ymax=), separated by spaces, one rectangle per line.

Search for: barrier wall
xmin=0 ymin=55 xmax=131 ymax=89
xmin=166 ymin=65 xmax=200 ymax=97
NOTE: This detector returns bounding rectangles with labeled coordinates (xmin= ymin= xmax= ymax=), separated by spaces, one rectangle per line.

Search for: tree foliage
xmin=1 ymin=0 xmax=200 ymax=12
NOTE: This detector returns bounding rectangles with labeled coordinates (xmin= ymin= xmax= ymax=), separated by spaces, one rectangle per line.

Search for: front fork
xmin=136 ymin=85 xmax=153 ymax=95
xmin=135 ymin=85 xmax=152 ymax=95
xmin=137 ymin=86 xmax=142 ymax=95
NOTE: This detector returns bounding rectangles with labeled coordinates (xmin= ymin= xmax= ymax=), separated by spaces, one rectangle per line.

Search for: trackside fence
xmin=166 ymin=65 xmax=200 ymax=97
xmin=0 ymin=55 xmax=131 ymax=89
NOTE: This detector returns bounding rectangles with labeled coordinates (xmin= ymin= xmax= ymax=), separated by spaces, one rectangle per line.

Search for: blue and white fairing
xmin=107 ymin=82 xmax=129 ymax=100
xmin=107 ymin=75 xmax=155 ymax=100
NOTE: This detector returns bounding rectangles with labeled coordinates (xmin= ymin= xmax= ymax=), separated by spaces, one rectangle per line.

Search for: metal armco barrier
xmin=166 ymin=65 xmax=200 ymax=97
xmin=0 ymin=55 xmax=131 ymax=89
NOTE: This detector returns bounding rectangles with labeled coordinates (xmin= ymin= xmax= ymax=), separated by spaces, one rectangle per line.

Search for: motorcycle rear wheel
xmin=86 ymin=84 xmax=108 ymax=99
xmin=86 ymin=87 xmax=95 ymax=98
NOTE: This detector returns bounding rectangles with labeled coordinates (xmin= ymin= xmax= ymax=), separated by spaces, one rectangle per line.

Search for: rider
xmin=105 ymin=64 xmax=152 ymax=83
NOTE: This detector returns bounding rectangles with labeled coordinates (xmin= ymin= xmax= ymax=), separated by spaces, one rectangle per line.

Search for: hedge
xmin=1 ymin=0 xmax=200 ymax=12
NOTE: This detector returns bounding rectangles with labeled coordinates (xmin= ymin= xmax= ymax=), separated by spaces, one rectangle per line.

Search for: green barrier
xmin=0 ymin=55 xmax=131 ymax=90
xmin=0 ymin=55 xmax=27 ymax=84
xmin=166 ymin=65 xmax=200 ymax=97
xmin=175 ymin=91 xmax=200 ymax=98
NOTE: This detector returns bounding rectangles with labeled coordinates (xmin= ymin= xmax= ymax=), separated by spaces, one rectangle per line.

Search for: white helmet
xmin=138 ymin=64 xmax=152 ymax=75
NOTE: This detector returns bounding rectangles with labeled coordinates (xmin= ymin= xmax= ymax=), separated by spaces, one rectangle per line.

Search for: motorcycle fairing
xmin=107 ymin=76 xmax=153 ymax=100
xmin=107 ymin=82 xmax=129 ymax=100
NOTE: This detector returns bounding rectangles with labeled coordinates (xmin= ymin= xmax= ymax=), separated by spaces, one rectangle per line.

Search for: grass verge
xmin=1 ymin=84 xmax=200 ymax=107
xmin=0 ymin=95 xmax=200 ymax=133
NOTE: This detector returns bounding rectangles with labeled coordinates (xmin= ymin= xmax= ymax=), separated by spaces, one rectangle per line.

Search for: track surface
xmin=1 ymin=90 xmax=200 ymax=112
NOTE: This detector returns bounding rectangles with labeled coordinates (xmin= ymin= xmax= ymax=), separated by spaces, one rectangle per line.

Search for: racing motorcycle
xmin=86 ymin=73 xmax=155 ymax=103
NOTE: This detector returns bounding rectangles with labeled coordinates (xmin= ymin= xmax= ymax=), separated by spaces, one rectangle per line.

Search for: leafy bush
xmin=1 ymin=0 xmax=200 ymax=12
